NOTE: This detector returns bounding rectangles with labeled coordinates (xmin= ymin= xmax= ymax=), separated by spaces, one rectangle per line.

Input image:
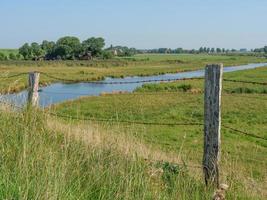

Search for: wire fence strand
xmin=0 ymin=99 xmax=266 ymax=142
xmin=223 ymin=79 xmax=267 ymax=86
xmin=40 ymin=72 xmax=204 ymax=84
xmin=25 ymin=71 xmax=267 ymax=86
xmin=1 ymin=71 xmax=267 ymax=87
xmin=0 ymin=72 xmax=28 ymax=79
xmin=49 ymin=111 xmax=204 ymax=127
xmin=222 ymin=124 xmax=267 ymax=141
xmin=0 ymin=71 xmax=266 ymax=142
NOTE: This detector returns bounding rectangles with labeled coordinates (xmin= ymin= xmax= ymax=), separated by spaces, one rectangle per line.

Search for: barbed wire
xmin=0 ymin=72 xmax=266 ymax=143
xmin=1 ymin=98 xmax=266 ymax=166
xmin=222 ymin=124 xmax=267 ymax=141
xmin=49 ymin=111 xmax=204 ymax=126
xmin=24 ymin=71 xmax=267 ymax=86
xmin=0 ymin=72 xmax=28 ymax=79
xmin=223 ymin=79 xmax=267 ymax=86
xmin=0 ymin=99 xmax=201 ymax=127
xmin=40 ymin=72 xmax=204 ymax=84
xmin=49 ymin=111 xmax=267 ymax=142
xmin=1 ymin=71 xmax=267 ymax=88
xmin=40 ymin=90 xmax=204 ymax=101
xmin=40 ymin=90 xmax=266 ymax=102
xmin=0 ymin=98 xmax=266 ymax=142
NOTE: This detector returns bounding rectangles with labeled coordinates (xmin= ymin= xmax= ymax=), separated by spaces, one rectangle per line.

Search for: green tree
xmin=82 ymin=37 xmax=105 ymax=57
xmin=31 ymin=42 xmax=45 ymax=60
xmin=41 ymin=40 xmax=56 ymax=59
xmin=8 ymin=53 xmax=17 ymax=60
xmin=16 ymin=54 xmax=22 ymax=60
xmin=41 ymin=40 xmax=55 ymax=53
xmin=55 ymin=36 xmax=81 ymax=59
xmin=0 ymin=52 xmax=7 ymax=61
xmin=53 ymin=45 xmax=73 ymax=60
xmin=175 ymin=48 xmax=183 ymax=54
xmin=216 ymin=48 xmax=222 ymax=53
xmin=101 ymin=51 xmax=114 ymax=59
xmin=19 ymin=43 xmax=32 ymax=60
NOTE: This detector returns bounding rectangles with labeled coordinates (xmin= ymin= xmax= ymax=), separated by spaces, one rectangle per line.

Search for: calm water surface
xmin=1 ymin=63 xmax=267 ymax=107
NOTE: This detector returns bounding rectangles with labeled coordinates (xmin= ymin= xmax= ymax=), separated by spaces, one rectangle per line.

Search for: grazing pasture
xmin=1 ymin=54 xmax=267 ymax=199
xmin=52 ymin=66 xmax=267 ymax=199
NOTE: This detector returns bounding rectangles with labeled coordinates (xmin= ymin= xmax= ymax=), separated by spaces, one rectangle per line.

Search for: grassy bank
xmin=0 ymin=106 xmax=221 ymax=199
xmin=1 ymin=55 xmax=267 ymax=199
xmin=1 ymin=105 xmax=264 ymax=199
xmin=52 ymin=67 xmax=267 ymax=199
xmin=0 ymin=54 xmax=266 ymax=93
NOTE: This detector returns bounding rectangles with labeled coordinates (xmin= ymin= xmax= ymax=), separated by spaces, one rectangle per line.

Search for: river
xmin=1 ymin=63 xmax=267 ymax=107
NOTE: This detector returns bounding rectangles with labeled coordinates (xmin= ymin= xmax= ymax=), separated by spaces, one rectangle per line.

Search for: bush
xmin=8 ymin=53 xmax=17 ymax=60
xmin=0 ymin=52 xmax=8 ymax=61
xmin=101 ymin=51 xmax=114 ymax=59
xmin=135 ymin=83 xmax=192 ymax=92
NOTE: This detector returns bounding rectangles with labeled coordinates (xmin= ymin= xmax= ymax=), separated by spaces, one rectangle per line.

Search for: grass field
xmin=1 ymin=54 xmax=267 ymax=199
xmin=4 ymin=106 xmax=262 ymax=199
xmin=51 ymin=66 xmax=267 ymax=199
xmin=0 ymin=54 xmax=266 ymax=93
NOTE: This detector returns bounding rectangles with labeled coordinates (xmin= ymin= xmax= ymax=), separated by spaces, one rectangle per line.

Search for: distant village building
xmin=110 ymin=49 xmax=124 ymax=56
xmin=113 ymin=49 xmax=118 ymax=56
xmin=239 ymin=48 xmax=247 ymax=53
xmin=80 ymin=52 xmax=92 ymax=60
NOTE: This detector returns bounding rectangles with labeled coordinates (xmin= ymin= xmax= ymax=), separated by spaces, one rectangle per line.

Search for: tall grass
xmin=0 ymin=107 xmax=265 ymax=199
xmin=0 ymin=108 xmax=216 ymax=199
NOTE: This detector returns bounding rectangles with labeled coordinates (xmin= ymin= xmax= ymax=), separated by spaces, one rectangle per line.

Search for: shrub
xmin=0 ymin=52 xmax=7 ymax=61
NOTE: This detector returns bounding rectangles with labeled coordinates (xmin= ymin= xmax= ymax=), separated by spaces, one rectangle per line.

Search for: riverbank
xmin=1 ymin=56 xmax=267 ymax=199
xmin=0 ymin=54 xmax=266 ymax=94
xmin=50 ymin=66 xmax=267 ymax=199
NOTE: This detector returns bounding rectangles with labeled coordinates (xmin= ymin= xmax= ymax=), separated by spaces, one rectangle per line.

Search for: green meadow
xmin=0 ymin=53 xmax=266 ymax=93
xmin=0 ymin=54 xmax=267 ymax=199
xmin=52 ymin=66 xmax=267 ymax=199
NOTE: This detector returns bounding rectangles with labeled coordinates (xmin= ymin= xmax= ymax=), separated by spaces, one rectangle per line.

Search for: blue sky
xmin=1 ymin=0 xmax=267 ymax=49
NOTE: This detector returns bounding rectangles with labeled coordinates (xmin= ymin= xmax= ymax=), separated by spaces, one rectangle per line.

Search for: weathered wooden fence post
xmin=28 ymin=72 xmax=40 ymax=107
xmin=203 ymin=64 xmax=223 ymax=187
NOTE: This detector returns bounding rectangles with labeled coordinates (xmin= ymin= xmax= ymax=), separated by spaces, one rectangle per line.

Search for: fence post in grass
xmin=203 ymin=63 xmax=223 ymax=187
xmin=28 ymin=72 xmax=40 ymax=107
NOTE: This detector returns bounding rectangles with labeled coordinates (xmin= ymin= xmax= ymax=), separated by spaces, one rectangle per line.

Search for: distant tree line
xmin=0 ymin=36 xmax=139 ymax=61
xmin=106 ymin=45 xmax=140 ymax=57
xmin=140 ymin=46 xmax=267 ymax=55
xmin=142 ymin=47 xmax=243 ymax=54
xmin=0 ymin=52 xmax=21 ymax=61
xmin=1 ymin=41 xmax=267 ymax=61
xmin=17 ymin=36 xmax=111 ymax=61
xmin=0 ymin=36 xmax=140 ymax=61
xmin=252 ymin=46 xmax=267 ymax=53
